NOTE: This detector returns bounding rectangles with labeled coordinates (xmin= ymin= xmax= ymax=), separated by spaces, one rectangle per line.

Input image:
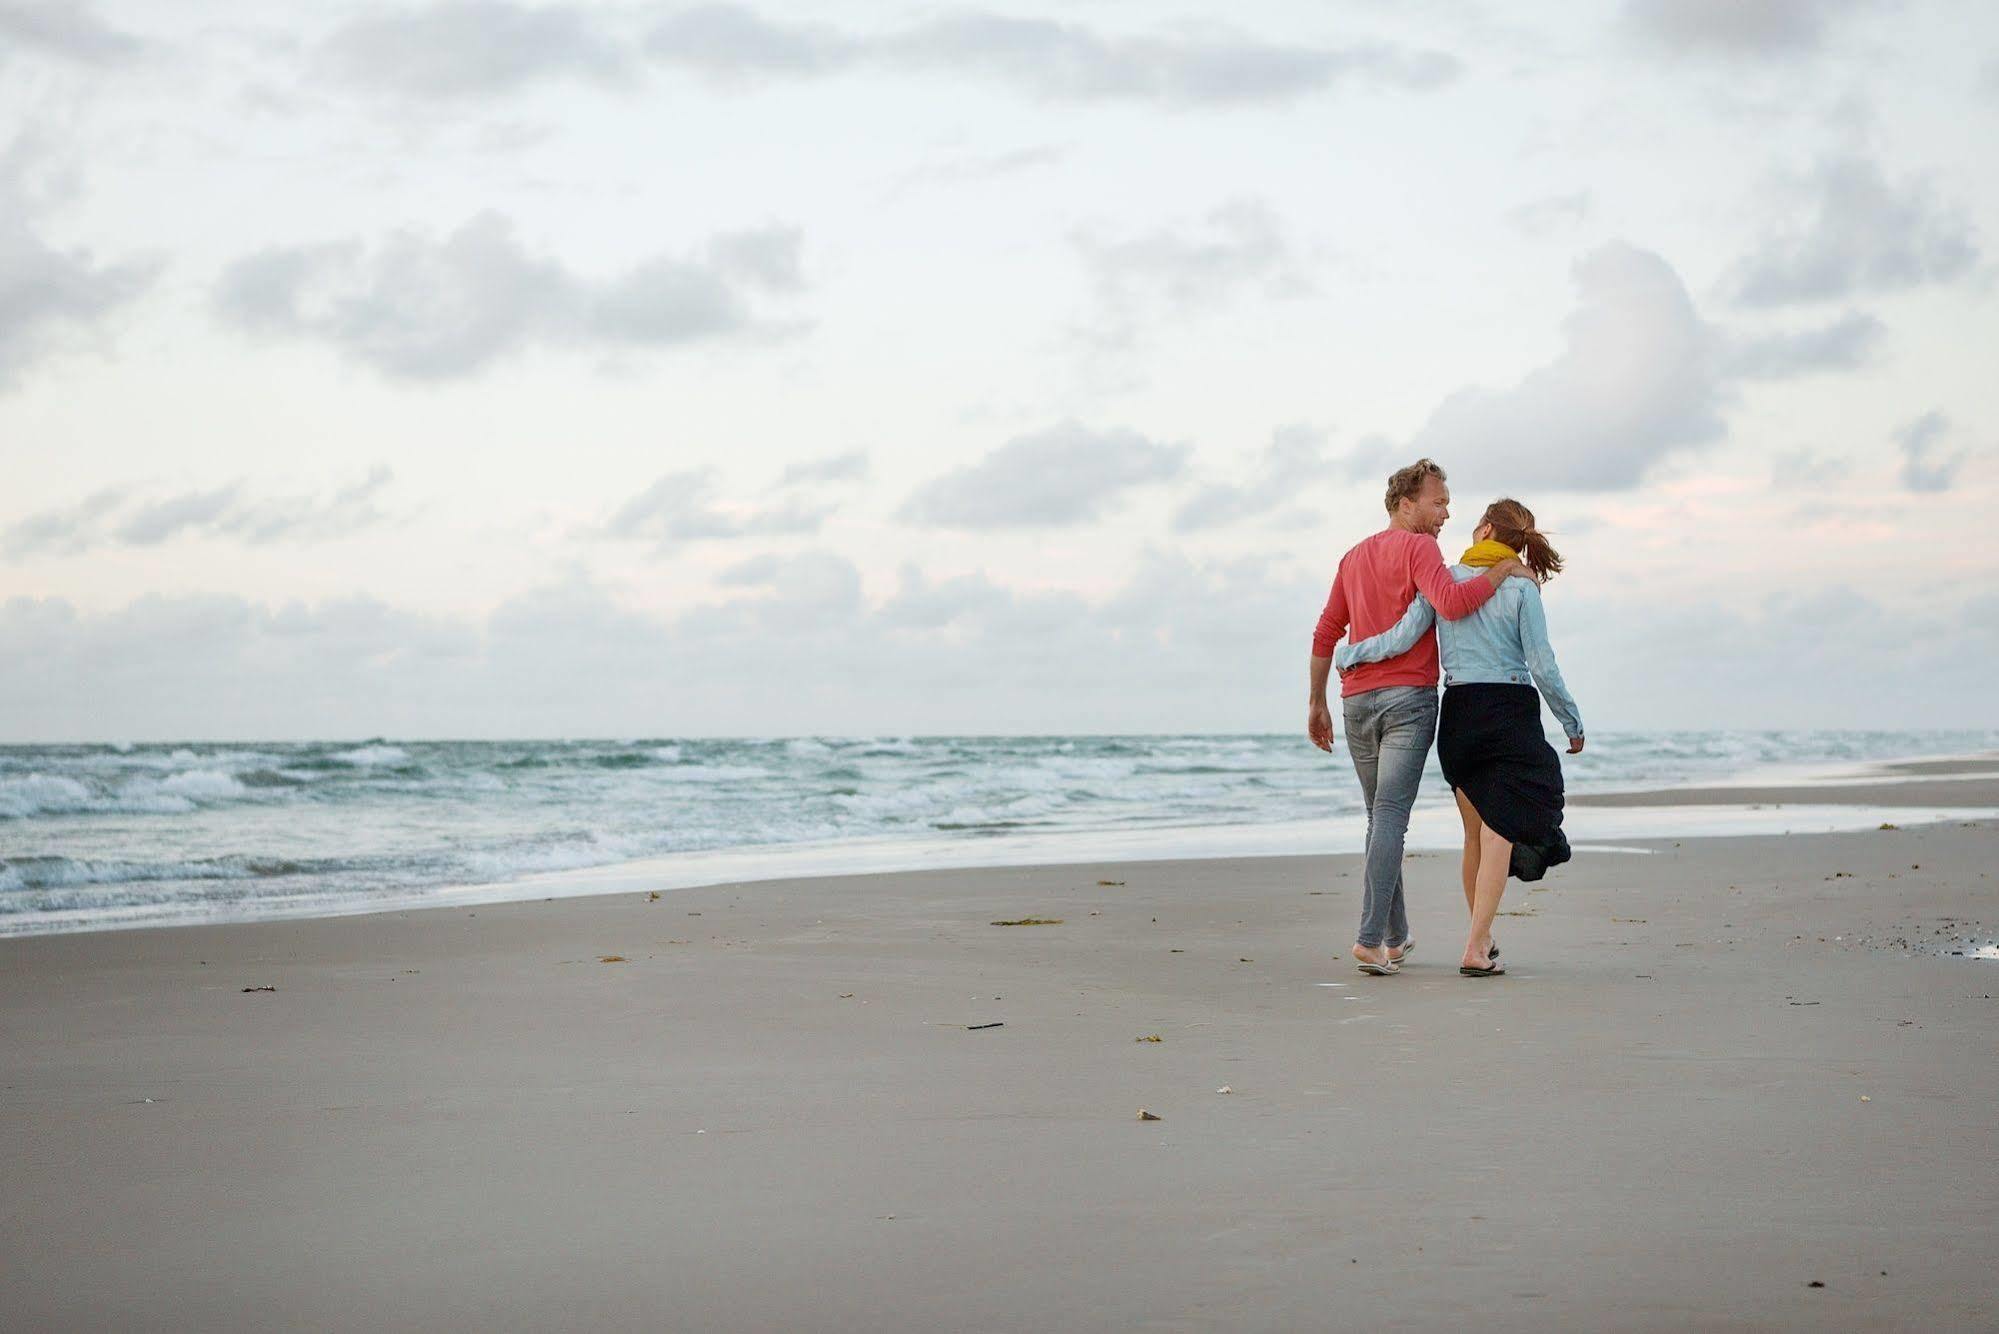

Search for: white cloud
xmin=1402 ymin=242 xmax=1726 ymax=490
xmin=1506 ymin=190 xmax=1592 ymax=238
xmin=708 ymin=550 xmax=864 ymax=632
xmin=602 ymin=470 xmax=831 ymax=548
xmin=1732 ymin=155 xmax=1979 ymax=307
xmin=316 ymin=1 xmax=631 ymax=100
xmin=0 ymin=549 xmax=1325 ymax=738
xmin=0 ymin=2 xmax=143 ymax=66
xmin=1621 ymin=0 xmax=1871 ymax=57
xmin=2 ymin=469 xmax=397 ymax=556
xmin=1076 ymin=200 xmax=1309 ymax=315
xmin=773 ymin=451 xmax=868 ymax=488
xmin=885 ymin=144 xmax=1067 ymax=197
xmin=213 ymin=212 xmax=803 ymax=380
xmin=1893 ymin=411 xmax=1965 ymax=493
xmin=885 ymin=12 xmax=1458 ymax=105
xmin=1724 ymin=309 xmax=1884 ymax=380
xmin=642 ymin=5 xmax=1459 ymax=106
xmin=0 ymin=485 xmax=130 ymax=557
xmin=0 ymin=144 xmax=156 ymax=391
xmin=899 ymin=421 xmax=1190 ymax=529
xmin=1172 ymin=425 xmax=1329 ymax=532
xmin=645 ymin=3 xmax=855 ymax=78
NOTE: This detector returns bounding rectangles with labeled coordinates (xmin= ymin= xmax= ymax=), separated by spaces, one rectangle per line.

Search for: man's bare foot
xmin=1460 ymin=937 xmax=1496 ymax=971
xmin=1387 ymin=939 xmax=1414 ymax=964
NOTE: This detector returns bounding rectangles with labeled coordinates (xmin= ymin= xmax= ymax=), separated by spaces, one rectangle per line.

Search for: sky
xmin=0 ymin=0 xmax=1994 ymax=741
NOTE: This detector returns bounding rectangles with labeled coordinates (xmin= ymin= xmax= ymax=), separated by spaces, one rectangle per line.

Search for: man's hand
xmin=1485 ymin=556 xmax=1535 ymax=585
xmin=1567 ymin=734 xmax=1585 ymax=755
xmin=1308 ymin=700 xmax=1335 ymax=752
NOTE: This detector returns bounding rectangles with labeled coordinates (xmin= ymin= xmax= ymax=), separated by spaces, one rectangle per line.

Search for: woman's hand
xmin=1567 ymin=735 xmax=1585 ymax=754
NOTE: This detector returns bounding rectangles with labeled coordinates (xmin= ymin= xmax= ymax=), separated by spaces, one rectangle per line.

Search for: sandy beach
xmin=5 ymin=794 xmax=1996 ymax=1330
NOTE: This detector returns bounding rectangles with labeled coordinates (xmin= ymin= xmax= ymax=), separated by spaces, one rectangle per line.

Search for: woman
xmin=1335 ymin=499 xmax=1583 ymax=978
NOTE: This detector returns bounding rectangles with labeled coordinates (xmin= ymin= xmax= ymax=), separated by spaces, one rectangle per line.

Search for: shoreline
xmin=6 ymin=751 xmax=1997 ymax=940
xmin=5 ymin=817 xmax=1994 ymax=1329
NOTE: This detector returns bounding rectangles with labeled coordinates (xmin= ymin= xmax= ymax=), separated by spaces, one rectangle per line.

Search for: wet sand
xmin=3 ymin=814 xmax=1996 ymax=1330
xmin=1572 ymin=751 xmax=1999 ymax=810
xmin=1572 ymin=774 xmax=1999 ymax=808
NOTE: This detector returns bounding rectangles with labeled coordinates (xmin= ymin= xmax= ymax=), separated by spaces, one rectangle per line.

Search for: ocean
xmin=3 ymin=730 xmax=1995 ymax=937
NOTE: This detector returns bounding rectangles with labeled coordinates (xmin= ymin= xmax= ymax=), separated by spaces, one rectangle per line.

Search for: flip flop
xmin=1356 ymin=958 xmax=1401 ymax=976
xmin=1387 ymin=940 xmax=1415 ymax=964
xmin=1458 ymin=960 xmax=1506 ymax=977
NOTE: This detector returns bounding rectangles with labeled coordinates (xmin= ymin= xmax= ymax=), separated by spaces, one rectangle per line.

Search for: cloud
xmin=1401 ymin=242 xmax=1726 ymax=490
xmin=1073 ymin=199 xmax=1311 ymax=350
xmin=1770 ymin=449 xmax=1851 ymax=485
xmin=1732 ymin=155 xmax=1979 ymax=306
xmin=113 ymin=485 xmax=242 ymax=546
xmin=603 ymin=470 xmax=830 ymax=548
xmin=1506 ymin=191 xmax=1591 ymax=238
xmin=2 ymin=469 xmax=396 ymax=556
xmin=707 ymin=550 xmax=864 ymax=632
xmin=876 ymin=564 xmax=1019 ymax=632
xmin=884 ymin=12 xmax=1459 ymax=105
xmin=0 ymin=2 xmax=144 ymax=65
xmin=0 ymin=545 xmax=1330 ymax=738
xmin=704 ymin=224 xmax=806 ymax=291
xmin=1724 ymin=309 xmax=1884 ymax=380
xmin=645 ymin=3 xmax=855 ymax=78
xmin=0 ymin=485 xmax=130 ymax=557
xmin=0 ymin=144 xmax=157 ymax=391
xmin=899 ymin=421 xmax=1189 ymax=529
xmin=1172 ymin=425 xmax=1329 ymax=532
xmin=1893 ymin=411 xmax=1965 ymax=492
xmin=774 ymin=451 xmax=868 ymax=488
xmin=213 ymin=211 xmax=802 ymax=379
xmin=885 ymin=144 xmax=1067 ymax=197
xmin=1621 ymin=0 xmax=1870 ymax=57
xmin=317 ymin=1 xmax=631 ymax=100
xmin=642 ymin=5 xmax=1459 ymax=106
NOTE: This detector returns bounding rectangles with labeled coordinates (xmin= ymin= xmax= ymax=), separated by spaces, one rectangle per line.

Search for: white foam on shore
xmin=430 ymin=801 xmax=1999 ymax=912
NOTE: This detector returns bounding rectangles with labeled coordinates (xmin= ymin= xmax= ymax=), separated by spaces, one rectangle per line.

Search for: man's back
xmin=1311 ymin=528 xmax=1495 ymax=697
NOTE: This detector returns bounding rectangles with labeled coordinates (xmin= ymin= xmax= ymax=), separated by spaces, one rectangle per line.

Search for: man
xmin=1308 ymin=458 xmax=1530 ymax=975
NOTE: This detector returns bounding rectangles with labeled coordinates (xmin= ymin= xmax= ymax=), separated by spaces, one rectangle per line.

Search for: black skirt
xmin=1438 ymin=683 xmax=1570 ymax=882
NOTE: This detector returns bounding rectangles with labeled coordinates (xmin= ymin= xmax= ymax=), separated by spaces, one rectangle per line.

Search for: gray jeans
xmin=1341 ymin=685 xmax=1439 ymax=948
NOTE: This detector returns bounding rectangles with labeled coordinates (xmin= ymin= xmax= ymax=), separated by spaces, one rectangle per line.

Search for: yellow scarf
xmin=1459 ymin=539 xmax=1518 ymax=568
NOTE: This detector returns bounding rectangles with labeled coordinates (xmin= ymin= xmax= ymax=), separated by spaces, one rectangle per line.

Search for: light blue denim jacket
xmin=1333 ymin=565 xmax=1584 ymax=740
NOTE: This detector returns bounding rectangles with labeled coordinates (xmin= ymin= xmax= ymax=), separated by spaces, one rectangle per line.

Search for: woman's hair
xmin=1481 ymin=498 xmax=1563 ymax=581
xmin=1383 ymin=457 xmax=1446 ymax=513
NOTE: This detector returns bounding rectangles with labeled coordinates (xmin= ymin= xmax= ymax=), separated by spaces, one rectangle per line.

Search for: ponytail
xmin=1481 ymin=498 xmax=1564 ymax=582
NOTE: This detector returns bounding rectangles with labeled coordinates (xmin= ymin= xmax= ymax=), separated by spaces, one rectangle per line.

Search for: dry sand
xmin=4 ymin=809 xmax=1996 ymax=1330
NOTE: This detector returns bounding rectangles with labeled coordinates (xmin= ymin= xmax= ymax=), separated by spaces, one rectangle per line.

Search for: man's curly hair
xmin=1384 ymin=458 xmax=1445 ymax=514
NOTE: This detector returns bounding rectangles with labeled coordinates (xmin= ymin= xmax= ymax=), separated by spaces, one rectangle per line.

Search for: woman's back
xmin=1436 ymin=565 xmax=1534 ymax=685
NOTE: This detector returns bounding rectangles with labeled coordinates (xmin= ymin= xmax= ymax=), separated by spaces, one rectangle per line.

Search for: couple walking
xmin=1307 ymin=458 xmax=1583 ymax=978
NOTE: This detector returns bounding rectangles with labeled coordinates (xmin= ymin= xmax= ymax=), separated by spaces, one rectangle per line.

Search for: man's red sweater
xmin=1311 ymin=528 xmax=1498 ymax=697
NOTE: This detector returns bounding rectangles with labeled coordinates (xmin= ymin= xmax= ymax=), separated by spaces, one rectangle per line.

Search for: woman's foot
xmin=1387 ymin=939 xmax=1415 ymax=964
xmin=1352 ymin=942 xmax=1400 ymax=975
xmin=1459 ymin=937 xmax=1501 ymax=973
